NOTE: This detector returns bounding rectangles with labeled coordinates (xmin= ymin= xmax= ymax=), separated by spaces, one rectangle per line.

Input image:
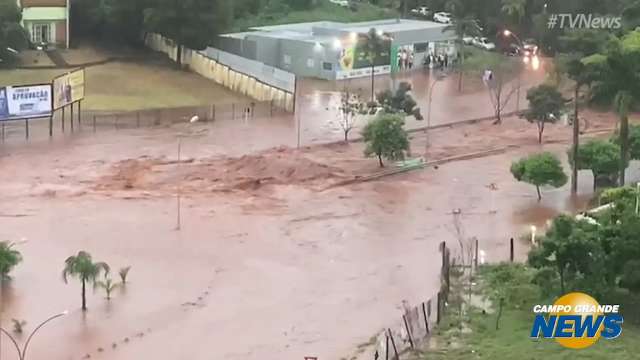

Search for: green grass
xmin=231 ymin=1 xmax=397 ymax=31
xmin=0 ymin=61 xmax=246 ymax=111
xmin=423 ymin=264 xmax=640 ymax=360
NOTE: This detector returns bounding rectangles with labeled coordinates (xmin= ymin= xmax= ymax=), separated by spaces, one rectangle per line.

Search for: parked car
xmin=410 ymin=6 xmax=431 ymax=17
xmin=329 ymin=0 xmax=349 ymax=7
xmin=433 ymin=12 xmax=452 ymax=24
xmin=472 ymin=37 xmax=496 ymax=51
xmin=462 ymin=35 xmax=474 ymax=45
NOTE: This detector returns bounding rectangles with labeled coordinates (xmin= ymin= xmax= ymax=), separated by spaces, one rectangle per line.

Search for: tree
xmin=444 ymin=0 xmax=482 ymax=92
xmin=0 ymin=241 xmax=22 ymax=280
xmin=501 ymin=0 xmax=526 ymax=28
xmin=362 ymin=28 xmax=387 ymax=102
xmin=510 ymin=152 xmax=567 ymax=201
xmin=119 ymin=266 xmax=131 ymax=284
xmin=143 ymin=0 xmax=231 ymax=66
xmin=564 ymin=56 xmax=600 ymax=194
xmin=584 ymin=31 xmax=640 ymax=185
xmin=525 ymin=84 xmax=565 ymax=143
xmin=62 ymin=251 xmax=110 ymax=311
xmin=0 ymin=0 xmax=28 ymax=65
xmin=476 ymin=53 xmax=521 ymax=124
xmin=95 ymin=277 xmax=120 ymax=300
xmin=338 ymin=86 xmax=362 ymax=142
xmin=362 ymin=113 xmax=410 ymax=167
xmin=375 ymin=82 xmax=423 ymax=119
xmin=569 ymin=139 xmax=622 ymax=190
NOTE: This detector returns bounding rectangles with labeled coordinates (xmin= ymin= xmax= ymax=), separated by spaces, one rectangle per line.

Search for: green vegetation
xmin=0 ymin=241 xmax=22 ymax=280
xmin=510 ymin=152 xmax=567 ymax=201
xmin=362 ymin=113 xmax=409 ymax=167
xmin=95 ymin=277 xmax=121 ymax=300
xmin=569 ymin=139 xmax=622 ymax=191
xmin=232 ymin=1 xmax=394 ymax=32
xmin=0 ymin=0 xmax=28 ymax=65
xmin=62 ymin=251 xmax=110 ymax=311
xmin=524 ymin=84 xmax=565 ymax=143
xmin=423 ymin=264 xmax=640 ymax=360
xmin=376 ymin=82 xmax=422 ymax=120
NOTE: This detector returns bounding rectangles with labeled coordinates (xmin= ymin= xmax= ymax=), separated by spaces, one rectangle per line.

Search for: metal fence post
xmin=385 ymin=334 xmax=389 ymax=360
xmin=510 ymin=237 xmax=515 ymax=262
xmin=422 ymin=302 xmax=430 ymax=334
xmin=49 ymin=115 xmax=53 ymax=137
xmin=387 ymin=329 xmax=399 ymax=360
xmin=70 ymin=102 xmax=74 ymax=132
xmin=403 ymin=314 xmax=414 ymax=349
xmin=25 ymin=119 xmax=29 ymax=140
xmin=436 ymin=292 xmax=442 ymax=325
xmin=474 ymin=238 xmax=479 ymax=269
xmin=62 ymin=106 xmax=65 ymax=132
xmin=78 ymin=100 xmax=82 ymax=127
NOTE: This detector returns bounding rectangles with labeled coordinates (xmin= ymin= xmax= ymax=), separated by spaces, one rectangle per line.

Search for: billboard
xmin=0 ymin=84 xmax=53 ymax=121
xmin=339 ymin=34 xmax=392 ymax=71
xmin=53 ymin=69 xmax=85 ymax=109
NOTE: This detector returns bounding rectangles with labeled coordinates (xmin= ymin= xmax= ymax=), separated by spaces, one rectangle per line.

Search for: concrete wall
xmin=21 ymin=6 xmax=66 ymax=20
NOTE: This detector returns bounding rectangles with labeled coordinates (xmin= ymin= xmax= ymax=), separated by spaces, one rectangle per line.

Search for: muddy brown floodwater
xmin=0 ymin=105 xmax=633 ymax=360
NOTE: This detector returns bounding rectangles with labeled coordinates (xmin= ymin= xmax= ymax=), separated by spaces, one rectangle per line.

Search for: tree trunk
xmin=536 ymin=185 xmax=541 ymax=201
xmin=378 ymin=154 xmax=384 ymax=167
xmin=82 ymin=278 xmax=87 ymax=311
xmin=571 ymin=85 xmax=580 ymax=195
xmin=620 ymin=114 xmax=629 ymax=186
xmin=495 ymin=298 xmax=504 ymax=330
xmin=344 ymin=130 xmax=348 ymax=142
xmin=457 ymin=41 xmax=464 ymax=92
xmin=537 ymin=121 xmax=544 ymax=144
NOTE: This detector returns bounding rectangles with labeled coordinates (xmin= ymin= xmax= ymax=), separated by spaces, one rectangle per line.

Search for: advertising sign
xmin=338 ymin=34 xmax=392 ymax=71
xmin=53 ymin=69 xmax=85 ymax=109
xmin=0 ymin=84 xmax=53 ymax=121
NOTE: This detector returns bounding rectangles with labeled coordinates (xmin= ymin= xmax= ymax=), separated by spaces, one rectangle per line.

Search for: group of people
xmin=423 ymin=53 xmax=451 ymax=69
xmin=396 ymin=48 xmax=415 ymax=70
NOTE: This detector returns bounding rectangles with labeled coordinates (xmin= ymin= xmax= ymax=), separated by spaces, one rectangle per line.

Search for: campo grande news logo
xmin=530 ymin=292 xmax=623 ymax=349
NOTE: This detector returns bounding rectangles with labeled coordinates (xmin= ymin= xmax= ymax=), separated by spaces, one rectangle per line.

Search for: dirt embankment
xmin=94 ymin=146 xmax=348 ymax=194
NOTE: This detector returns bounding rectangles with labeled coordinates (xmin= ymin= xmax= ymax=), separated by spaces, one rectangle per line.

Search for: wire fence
xmin=0 ymin=99 xmax=287 ymax=142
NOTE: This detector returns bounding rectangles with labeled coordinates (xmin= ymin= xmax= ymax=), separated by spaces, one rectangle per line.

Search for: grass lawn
xmin=0 ymin=60 xmax=247 ymax=111
xmin=231 ymin=1 xmax=397 ymax=31
xmin=422 ymin=265 xmax=640 ymax=360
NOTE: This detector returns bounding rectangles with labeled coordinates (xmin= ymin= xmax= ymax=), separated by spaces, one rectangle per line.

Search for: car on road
xmin=433 ymin=12 xmax=452 ymax=24
xmin=472 ymin=37 xmax=496 ymax=51
xmin=329 ymin=0 xmax=349 ymax=7
xmin=522 ymin=39 xmax=539 ymax=57
xmin=410 ymin=6 xmax=431 ymax=17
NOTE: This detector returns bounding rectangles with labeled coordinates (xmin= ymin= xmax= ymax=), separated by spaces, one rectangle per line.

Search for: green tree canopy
xmin=362 ymin=113 xmax=410 ymax=167
xmin=0 ymin=0 xmax=28 ymax=65
xmin=569 ymin=139 xmax=623 ymax=190
xmin=0 ymin=241 xmax=22 ymax=280
xmin=144 ymin=0 xmax=231 ymax=65
xmin=510 ymin=152 xmax=567 ymax=200
xmin=525 ymin=84 xmax=565 ymax=143
xmin=376 ymin=82 xmax=423 ymax=120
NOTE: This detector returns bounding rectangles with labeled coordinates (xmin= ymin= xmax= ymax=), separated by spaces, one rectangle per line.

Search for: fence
xmin=0 ymin=100 xmax=285 ymax=142
xmin=367 ymin=241 xmax=452 ymax=360
xmin=145 ymin=34 xmax=296 ymax=112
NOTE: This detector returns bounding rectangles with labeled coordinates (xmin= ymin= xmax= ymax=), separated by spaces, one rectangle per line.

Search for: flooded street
xmin=0 ymin=103 xmax=624 ymax=360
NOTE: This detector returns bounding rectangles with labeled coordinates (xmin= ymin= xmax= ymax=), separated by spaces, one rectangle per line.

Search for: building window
xmin=322 ymin=62 xmax=332 ymax=71
xmin=414 ymin=42 xmax=429 ymax=53
xmin=31 ymin=23 xmax=52 ymax=44
xmin=283 ymin=54 xmax=291 ymax=65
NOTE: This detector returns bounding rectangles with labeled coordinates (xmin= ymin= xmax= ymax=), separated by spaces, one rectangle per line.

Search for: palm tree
xmin=446 ymin=16 xmax=482 ymax=92
xmin=565 ymin=56 xmax=599 ymax=194
xmin=95 ymin=277 xmax=120 ymax=300
xmin=62 ymin=251 xmax=110 ymax=311
xmin=501 ymin=0 xmax=526 ymax=26
xmin=0 ymin=241 xmax=22 ymax=280
xmin=363 ymin=28 xmax=386 ymax=102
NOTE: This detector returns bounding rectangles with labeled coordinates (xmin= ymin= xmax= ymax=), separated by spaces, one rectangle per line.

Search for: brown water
xmin=0 ymin=119 xmax=613 ymax=360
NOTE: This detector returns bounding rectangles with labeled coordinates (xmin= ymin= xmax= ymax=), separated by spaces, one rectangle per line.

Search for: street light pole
xmin=426 ymin=72 xmax=446 ymax=149
xmin=0 ymin=311 xmax=67 ymax=360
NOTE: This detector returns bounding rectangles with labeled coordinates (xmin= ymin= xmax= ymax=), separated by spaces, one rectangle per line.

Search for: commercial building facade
xmin=217 ymin=19 xmax=457 ymax=80
xmin=18 ymin=0 xmax=70 ymax=48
